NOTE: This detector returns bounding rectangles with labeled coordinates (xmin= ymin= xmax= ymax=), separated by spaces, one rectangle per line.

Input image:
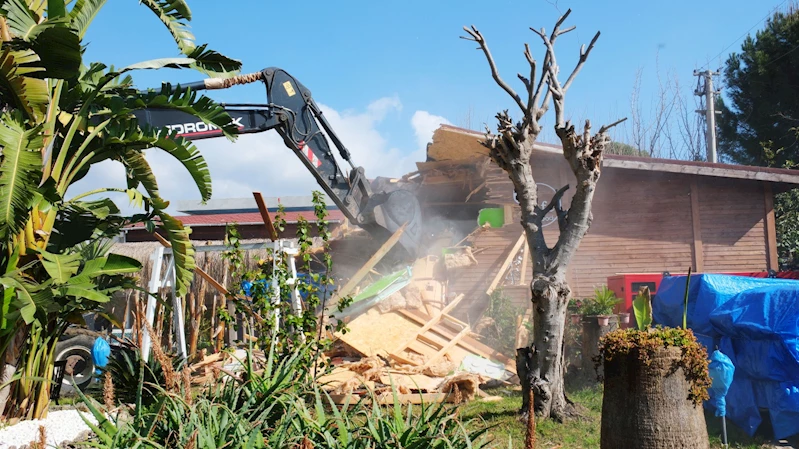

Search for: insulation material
xmin=438 ymin=372 xmax=481 ymax=403
xmin=344 ymin=355 xmax=385 ymax=382
xmin=377 ymin=286 xmax=423 ymax=314
xmin=443 ymin=247 xmax=478 ymax=270
xmin=380 ymin=373 xmax=443 ymax=392
xmin=392 ymin=358 xmax=457 ymax=378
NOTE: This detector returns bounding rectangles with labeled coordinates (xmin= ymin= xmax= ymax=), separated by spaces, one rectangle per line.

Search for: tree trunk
xmin=581 ymin=315 xmax=619 ymax=379
xmin=600 ymin=346 xmax=709 ymax=448
xmin=527 ymin=275 xmax=573 ymax=421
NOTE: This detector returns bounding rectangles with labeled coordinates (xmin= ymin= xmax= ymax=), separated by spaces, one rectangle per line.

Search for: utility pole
xmin=694 ymin=69 xmax=721 ymax=163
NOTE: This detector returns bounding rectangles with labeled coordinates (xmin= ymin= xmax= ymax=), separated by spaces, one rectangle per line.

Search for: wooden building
xmin=416 ymin=125 xmax=799 ymax=319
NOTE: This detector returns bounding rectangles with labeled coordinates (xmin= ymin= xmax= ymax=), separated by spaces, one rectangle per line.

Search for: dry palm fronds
xmin=103 ymin=371 xmax=115 ymax=411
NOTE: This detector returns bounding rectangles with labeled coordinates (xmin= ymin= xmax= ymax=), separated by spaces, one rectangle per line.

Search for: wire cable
xmin=698 ymin=0 xmax=789 ymax=70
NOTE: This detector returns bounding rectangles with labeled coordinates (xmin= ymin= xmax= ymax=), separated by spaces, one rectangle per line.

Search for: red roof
xmin=125 ymin=210 xmax=346 ymax=229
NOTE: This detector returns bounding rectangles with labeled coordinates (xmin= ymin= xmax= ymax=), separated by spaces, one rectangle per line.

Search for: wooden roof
xmin=427 ymin=124 xmax=799 ymax=188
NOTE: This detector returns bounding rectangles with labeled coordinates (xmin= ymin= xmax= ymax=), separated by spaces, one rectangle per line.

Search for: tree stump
xmin=600 ymin=346 xmax=710 ymax=449
xmin=581 ymin=315 xmax=618 ymax=379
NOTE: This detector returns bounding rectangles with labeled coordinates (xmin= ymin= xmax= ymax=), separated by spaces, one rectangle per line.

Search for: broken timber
xmin=328 ymin=222 xmax=408 ymax=309
xmin=389 ymin=294 xmax=466 ymax=366
xmin=485 ymin=232 xmax=526 ymax=296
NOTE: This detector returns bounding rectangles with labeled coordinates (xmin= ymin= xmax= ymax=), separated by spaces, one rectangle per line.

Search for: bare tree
xmin=624 ymin=55 xmax=677 ymax=158
xmin=462 ymin=10 xmax=625 ymax=421
xmin=665 ymin=75 xmax=704 ymax=161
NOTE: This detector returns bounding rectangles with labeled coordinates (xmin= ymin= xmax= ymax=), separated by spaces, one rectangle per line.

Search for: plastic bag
xmin=92 ymin=337 xmax=111 ymax=371
xmin=708 ymin=350 xmax=735 ymax=417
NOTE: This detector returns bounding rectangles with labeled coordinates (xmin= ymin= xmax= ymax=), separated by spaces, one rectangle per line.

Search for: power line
xmin=698 ymin=0 xmax=789 ymax=70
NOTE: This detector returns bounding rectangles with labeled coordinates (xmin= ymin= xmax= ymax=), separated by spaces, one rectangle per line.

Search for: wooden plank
xmin=328 ymin=222 xmax=408 ymax=307
xmin=690 ymin=180 xmax=704 ymax=272
xmin=252 ymin=192 xmax=278 ymax=240
xmin=424 ymin=325 xmax=471 ymax=367
xmin=395 ymin=308 xmax=516 ymax=371
xmin=486 ymin=233 xmax=526 ymax=295
xmin=764 ymin=182 xmax=779 ymax=271
xmin=389 ymin=294 xmax=464 ymax=363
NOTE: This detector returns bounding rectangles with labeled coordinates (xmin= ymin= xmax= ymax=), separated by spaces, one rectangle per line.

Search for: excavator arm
xmin=131 ymin=67 xmax=422 ymax=259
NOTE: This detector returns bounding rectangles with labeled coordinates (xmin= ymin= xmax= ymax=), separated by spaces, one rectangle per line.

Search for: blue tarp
xmin=653 ymin=274 xmax=799 ymax=440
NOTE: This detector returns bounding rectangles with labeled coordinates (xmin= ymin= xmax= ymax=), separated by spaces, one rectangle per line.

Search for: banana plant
xmin=0 ymin=0 xmax=242 ymax=419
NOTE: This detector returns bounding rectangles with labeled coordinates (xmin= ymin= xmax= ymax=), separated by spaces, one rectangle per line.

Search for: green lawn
xmin=460 ymin=385 xmax=791 ymax=448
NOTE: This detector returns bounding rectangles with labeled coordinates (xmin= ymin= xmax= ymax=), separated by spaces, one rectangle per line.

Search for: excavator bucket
xmin=362 ymin=179 xmax=424 ymax=260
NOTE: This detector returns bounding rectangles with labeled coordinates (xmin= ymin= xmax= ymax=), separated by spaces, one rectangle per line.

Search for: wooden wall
xmin=441 ymin=154 xmax=775 ymax=321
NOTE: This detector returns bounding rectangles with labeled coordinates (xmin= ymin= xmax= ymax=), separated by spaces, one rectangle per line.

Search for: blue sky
xmin=73 ymin=0 xmax=789 ymax=211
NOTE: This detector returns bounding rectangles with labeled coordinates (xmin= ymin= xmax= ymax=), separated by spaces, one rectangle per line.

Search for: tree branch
xmin=462 ymin=26 xmax=526 ymax=113
xmin=537 ymin=184 xmax=570 ymax=219
xmin=599 ymin=117 xmax=628 ymax=134
xmin=562 ymin=31 xmax=600 ymax=93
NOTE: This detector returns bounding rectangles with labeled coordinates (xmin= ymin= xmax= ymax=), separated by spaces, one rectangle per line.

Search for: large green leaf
xmin=68 ymin=0 xmax=108 ymax=38
xmin=40 ymin=251 xmax=81 ymax=283
xmin=27 ymin=25 xmax=82 ymax=79
xmin=184 ymin=43 xmax=241 ymax=77
xmin=138 ymin=0 xmax=194 ymax=53
xmin=47 ymin=0 xmax=67 ymax=18
xmin=95 ymin=118 xmax=212 ymax=202
xmin=121 ymin=149 xmax=160 ymax=197
xmin=152 ymin=199 xmax=194 ymax=297
xmin=0 ymin=48 xmax=48 ymax=121
xmin=59 ymin=284 xmax=109 ymax=302
xmin=632 ymin=286 xmax=652 ymax=331
xmin=122 ymin=57 xmax=196 ymax=71
xmin=0 ymin=276 xmax=39 ymax=324
xmin=0 ymin=112 xmax=43 ymax=239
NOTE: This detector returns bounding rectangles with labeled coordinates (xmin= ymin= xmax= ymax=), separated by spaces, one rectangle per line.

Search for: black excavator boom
xmin=132 ymin=67 xmax=422 ymax=259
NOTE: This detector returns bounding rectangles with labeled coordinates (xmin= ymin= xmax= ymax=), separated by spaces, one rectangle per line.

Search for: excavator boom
xmin=132 ymin=68 xmax=422 ymax=259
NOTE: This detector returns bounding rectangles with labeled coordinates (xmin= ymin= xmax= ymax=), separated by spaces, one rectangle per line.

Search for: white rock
xmin=0 ymin=410 xmax=97 ymax=448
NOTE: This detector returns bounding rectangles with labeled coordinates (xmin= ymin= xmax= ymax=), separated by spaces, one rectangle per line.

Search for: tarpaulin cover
xmin=708 ymin=350 xmax=735 ymax=417
xmin=653 ymin=274 xmax=799 ymax=439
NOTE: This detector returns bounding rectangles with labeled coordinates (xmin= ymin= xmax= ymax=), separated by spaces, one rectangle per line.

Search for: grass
xmin=460 ymin=385 xmax=794 ymax=448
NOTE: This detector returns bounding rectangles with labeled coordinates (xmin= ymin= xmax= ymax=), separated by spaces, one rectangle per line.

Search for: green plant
xmin=596 ymin=327 xmax=711 ymax=405
xmin=481 ymin=288 xmax=524 ymax=355
xmin=0 ymin=0 xmax=241 ymax=420
xmin=100 ymin=339 xmax=185 ymax=407
xmin=633 ymin=286 xmax=652 ymax=330
xmin=580 ymin=285 xmax=621 ymax=316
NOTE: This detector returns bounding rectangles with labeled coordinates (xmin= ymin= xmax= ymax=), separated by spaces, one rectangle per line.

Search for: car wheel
xmin=54 ymin=335 xmax=96 ymax=392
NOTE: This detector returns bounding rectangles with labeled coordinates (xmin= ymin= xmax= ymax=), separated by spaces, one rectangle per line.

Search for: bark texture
xmin=600 ymin=347 xmax=710 ymax=449
xmin=581 ymin=315 xmax=619 ymax=379
xmin=462 ymin=8 xmax=625 ymax=421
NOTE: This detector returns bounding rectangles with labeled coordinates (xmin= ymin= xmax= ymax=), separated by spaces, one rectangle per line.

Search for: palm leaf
xmin=47 ymin=0 xmax=66 ymax=18
xmin=0 ymin=112 xmax=43 ymax=240
xmin=137 ymin=0 xmax=194 ymax=54
xmin=0 ymin=48 xmax=48 ymax=121
xmin=121 ymin=148 xmax=160 ymax=198
xmin=0 ymin=275 xmax=42 ymax=324
xmin=40 ymin=250 xmax=81 ymax=283
xmin=68 ymin=0 xmax=107 ymax=38
xmin=184 ymin=43 xmax=241 ymax=77
xmin=151 ymin=198 xmax=194 ymax=297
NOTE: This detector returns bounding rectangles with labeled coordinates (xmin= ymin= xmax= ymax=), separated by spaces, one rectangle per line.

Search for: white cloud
xmin=67 ymin=97 xmax=450 ymax=215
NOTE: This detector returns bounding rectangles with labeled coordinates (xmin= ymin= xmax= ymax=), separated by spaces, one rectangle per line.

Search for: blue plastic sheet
xmin=653 ymin=274 xmax=799 ymax=439
xmin=708 ymin=350 xmax=735 ymax=417
xmin=92 ymin=337 xmax=110 ymax=373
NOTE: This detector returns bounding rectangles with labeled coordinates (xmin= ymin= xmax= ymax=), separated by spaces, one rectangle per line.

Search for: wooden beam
xmin=252 ymin=192 xmax=279 ymax=240
xmin=389 ymin=294 xmax=464 ymax=363
xmin=465 ymin=181 xmax=486 ymax=202
xmin=689 ymin=180 xmax=704 ymax=273
xmin=329 ymin=222 xmax=408 ymax=307
xmin=486 ymin=233 xmax=526 ymax=296
xmin=503 ymin=204 xmax=514 ymax=226
xmin=396 ymin=308 xmax=516 ymax=371
xmin=764 ymin=182 xmax=779 ymax=271
xmin=424 ymin=325 xmax=471 ymax=367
